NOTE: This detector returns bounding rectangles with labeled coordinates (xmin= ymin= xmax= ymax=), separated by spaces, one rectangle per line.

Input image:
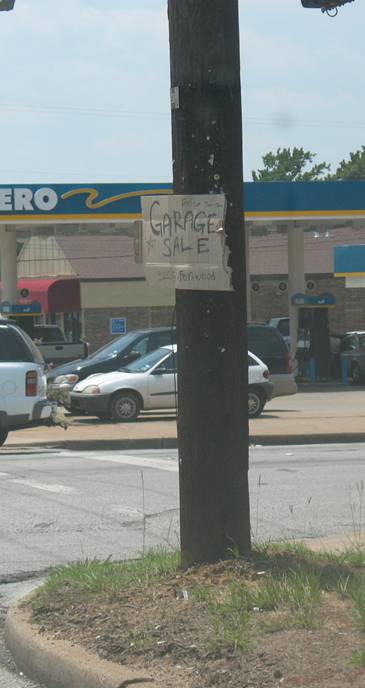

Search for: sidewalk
xmin=4 ymin=387 xmax=365 ymax=450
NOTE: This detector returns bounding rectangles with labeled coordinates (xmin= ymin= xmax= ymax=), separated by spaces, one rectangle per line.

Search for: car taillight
xmin=26 ymin=370 xmax=38 ymax=396
xmin=263 ymin=369 xmax=270 ymax=379
xmin=286 ymin=352 xmax=293 ymax=374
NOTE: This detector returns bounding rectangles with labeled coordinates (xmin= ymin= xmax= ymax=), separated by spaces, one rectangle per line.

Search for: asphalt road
xmin=1 ymin=443 xmax=365 ymax=577
xmin=1 ymin=442 xmax=365 ymax=687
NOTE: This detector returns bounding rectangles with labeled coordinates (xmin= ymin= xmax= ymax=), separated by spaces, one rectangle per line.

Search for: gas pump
xmin=292 ymin=293 xmax=336 ymax=382
xmin=0 ymin=301 xmax=41 ymax=339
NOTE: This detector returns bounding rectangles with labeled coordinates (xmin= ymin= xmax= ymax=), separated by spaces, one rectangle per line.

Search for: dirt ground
xmin=29 ymin=556 xmax=365 ymax=688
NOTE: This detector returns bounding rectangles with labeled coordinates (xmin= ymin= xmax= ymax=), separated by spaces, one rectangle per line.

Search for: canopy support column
xmin=288 ymin=224 xmax=305 ymax=367
xmin=0 ymin=225 xmax=17 ymax=303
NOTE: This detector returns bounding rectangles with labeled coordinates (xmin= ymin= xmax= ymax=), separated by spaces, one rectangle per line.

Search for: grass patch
xmin=37 ymin=548 xmax=181 ymax=596
xmin=207 ymin=584 xmax=251 ymax=651
xmin=31 ymin=541 xmax=365 ymax=663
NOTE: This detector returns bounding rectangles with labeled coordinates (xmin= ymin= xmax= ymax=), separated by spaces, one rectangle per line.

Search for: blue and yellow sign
xmin=0 ymin=184 xmax=173 ymax=223
xmin=0 ymin=301 xmax=42 ymax=315
xmin=291 ymin=293 xmax=336 ymax=307
xmin=1 ymin=180 xmax=365 ymax=223
xmin=334 ymin=245 xmax=365 ymax=277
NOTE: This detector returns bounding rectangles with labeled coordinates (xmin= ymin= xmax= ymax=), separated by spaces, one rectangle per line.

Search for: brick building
xmin=17 ymin=233 xmax=174 ymax=351
xmin=15 ymin=223 xmax=365 ymax=349
xmin=249 ymin=226 xmax=365 ymax=335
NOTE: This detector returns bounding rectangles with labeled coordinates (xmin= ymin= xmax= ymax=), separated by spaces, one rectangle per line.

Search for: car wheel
xmin=248 ymin=388 xmax=265 ymax=418
xmin=351 ymin=363 xmax=362 ymax=385
xmin=0 ymin=429 xmax=8 ymax=447
xmin=110 ymin=392 xmax=141 ymax=422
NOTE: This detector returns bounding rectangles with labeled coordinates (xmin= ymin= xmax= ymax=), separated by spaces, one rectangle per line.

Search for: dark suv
xmin=247 ymin=324 xmax=296 ymax=397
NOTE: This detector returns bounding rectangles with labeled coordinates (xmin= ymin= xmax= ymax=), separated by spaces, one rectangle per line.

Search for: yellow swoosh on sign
xmin=61 ymin=187 xmax=173 ymax=209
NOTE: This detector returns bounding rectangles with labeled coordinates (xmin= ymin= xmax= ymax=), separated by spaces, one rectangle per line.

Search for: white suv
xmin=0 ymin=320 xmax=57 ymax=447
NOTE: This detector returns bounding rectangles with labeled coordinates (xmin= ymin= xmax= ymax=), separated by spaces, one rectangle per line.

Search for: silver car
xmin=70 ymin=346 xmax=274 ymax=421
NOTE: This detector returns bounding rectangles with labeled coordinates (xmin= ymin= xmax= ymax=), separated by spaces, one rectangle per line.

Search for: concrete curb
xmin=5 ymin=593 xmax=157 ymax=688
xmin=4 ymin=437 xmax=179 ymax=452
xmin=249 ymin=433 xmax=365 ymax=446
xmin=5 ymin=432 xmax=365 ymax=452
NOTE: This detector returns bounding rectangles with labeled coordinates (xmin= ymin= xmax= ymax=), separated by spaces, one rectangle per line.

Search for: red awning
xmin=15 ymin=278 xmax=81 ymax=314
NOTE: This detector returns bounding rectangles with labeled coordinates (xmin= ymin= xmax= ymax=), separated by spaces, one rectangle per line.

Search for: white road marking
xmin=80 ymin=452 xmax=178 ymax=473
xmin=10 ymin=479 xmax=75 ymax=494
xmin=110 ymin=505 xmax=143 ymax=516
xmin=0 ymin=472 xmax=10 ymax=477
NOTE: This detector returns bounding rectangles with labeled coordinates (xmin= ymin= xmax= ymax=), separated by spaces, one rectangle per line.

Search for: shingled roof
xmin=56 ymin=235 xmax=144 ymax=280
xmin=17 ymin=227 xmax=365 ymax=281
xmin=250 ymin=227 xmax=365 ymax=276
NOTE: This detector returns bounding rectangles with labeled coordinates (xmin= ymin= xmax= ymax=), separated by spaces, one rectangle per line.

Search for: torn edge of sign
xmin=216 ymin=212 xmax=233 ymax=291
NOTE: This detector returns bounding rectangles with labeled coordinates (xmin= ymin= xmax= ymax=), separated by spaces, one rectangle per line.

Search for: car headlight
xmin=82 ymin=385 xmax=101 ymax=395
xmin=54 ymin=374 xmax=79 ymax=385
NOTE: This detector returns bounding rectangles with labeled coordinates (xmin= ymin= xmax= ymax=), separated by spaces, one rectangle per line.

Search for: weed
xmin=191 ymin=584 xmax=214 ymax=604
xmin=348 ymin=481 xmax=365 ymax=550
xmin=349 ymin=647 xmax=365 ymax=667
xmin=350 ymin=576 xmax=365 ymax=632
xmin=207 ymin=585 xmax=250 ymax=652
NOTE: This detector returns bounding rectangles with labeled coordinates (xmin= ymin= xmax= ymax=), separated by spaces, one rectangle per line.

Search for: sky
xmin=0 ymin=0 xmax=364 ymax=184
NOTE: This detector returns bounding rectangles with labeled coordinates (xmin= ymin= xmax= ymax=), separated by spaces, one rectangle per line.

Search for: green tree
xmin=252 ymin=146 xmax=330 ymax=182
xmin=330 ymin=146 xmax=365 ymax=180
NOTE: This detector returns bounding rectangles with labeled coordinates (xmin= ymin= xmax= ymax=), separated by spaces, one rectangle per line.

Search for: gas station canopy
xmin=1 ymin=181 xmax=365 ymax=225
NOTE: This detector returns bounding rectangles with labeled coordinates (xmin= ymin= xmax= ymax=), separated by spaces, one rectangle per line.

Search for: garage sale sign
xmin=141 ymin=194 xmax=232 ymax=291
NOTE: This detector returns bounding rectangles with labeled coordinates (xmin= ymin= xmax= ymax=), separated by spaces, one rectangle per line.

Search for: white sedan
xmin=69 ymin=345 xmax=273 ymax=421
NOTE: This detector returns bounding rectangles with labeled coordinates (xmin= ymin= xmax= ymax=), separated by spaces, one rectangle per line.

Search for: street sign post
xmin=110 ymin=318 xmax=127 ymax=335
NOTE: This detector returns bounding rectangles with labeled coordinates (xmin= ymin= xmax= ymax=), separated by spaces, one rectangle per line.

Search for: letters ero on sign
xmin=0 ymin=187 xmax=58 ymax=212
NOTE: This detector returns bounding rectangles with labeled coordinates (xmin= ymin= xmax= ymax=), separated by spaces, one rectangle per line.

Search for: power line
xmin=245 ymin=116 xmax=365 ymax=130
xmin=1 ymin=100 xmax=365 ymax=131
xmin=0 ymin=102 xmax=169 ymax=120
xmin=17 ymin=253 xmax=136 ymax=263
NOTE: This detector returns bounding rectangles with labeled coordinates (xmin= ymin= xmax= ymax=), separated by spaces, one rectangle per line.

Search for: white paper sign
xmin=141 ymin=194 xmax=232 ymax=291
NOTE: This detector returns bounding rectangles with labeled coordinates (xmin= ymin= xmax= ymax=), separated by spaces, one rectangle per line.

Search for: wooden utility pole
xmin=168 ymin=0 xmax=251 ymax=566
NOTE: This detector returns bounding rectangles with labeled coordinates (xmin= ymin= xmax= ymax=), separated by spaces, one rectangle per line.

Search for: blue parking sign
xmin=110 ymin=317 xmax=127 ymax=335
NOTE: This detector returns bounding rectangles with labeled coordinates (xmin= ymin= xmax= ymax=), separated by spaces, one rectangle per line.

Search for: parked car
xmin=266 ymin=317 xmax=290 ymax=347
xmin=0 ymin=320 xmax=57 ymax=447
xmin=47 ymin=327 xmax=177 ymax=404
xmin=248 ymin=352 xmax=274 ymax=417
xmin=247 ymin=324 xmax=297 ymax=397
xmin=266 ymin=317 xmax=310 ymax=353
xmin=32 ymin=324 xmax=89 ymax=366
xmin=49 ymin=323 xmax=294 ymax=406
xmin=69 ymin=346 xmax=273 ymax=421
xmin=339 ymin=331 xmax=365 ymax=384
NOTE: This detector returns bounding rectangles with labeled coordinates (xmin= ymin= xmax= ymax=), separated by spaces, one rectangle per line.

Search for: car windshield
xmin=88 ymin=332 xmax=140 ymax=361
xmin=248 ymin=326 xmax=287 ymax=357
xmin=122 ymin=347 xmax=170 ymax=373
